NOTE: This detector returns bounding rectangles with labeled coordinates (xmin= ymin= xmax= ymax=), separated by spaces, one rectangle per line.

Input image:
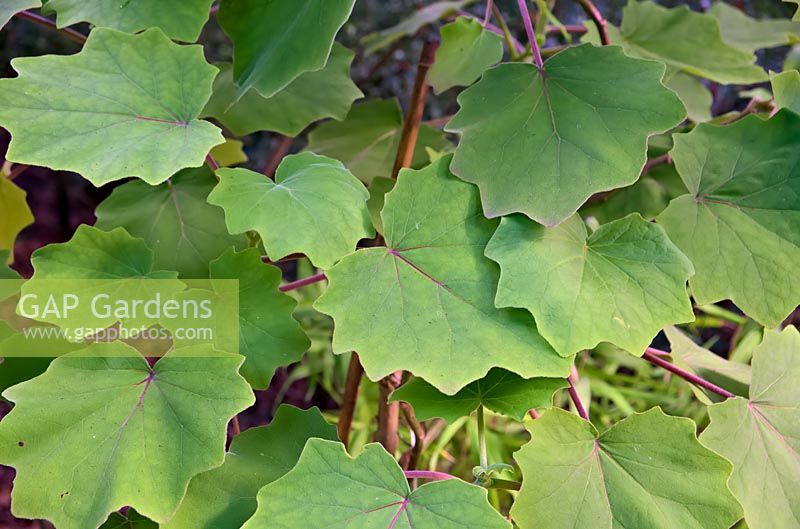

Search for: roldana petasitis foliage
xmin=0 ymin=1 xmax=799 ymax=529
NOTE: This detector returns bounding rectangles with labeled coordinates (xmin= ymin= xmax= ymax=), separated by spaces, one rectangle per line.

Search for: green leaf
xmin=218 ymin=0 xmax=355 ymax=98
xmin=447 ymin=44 xmax=685 ymax=226
xmin=0 ymin=0 xmax=39 ymax=29
xmin=203 ymin=44 xmax=363 ymax=137
xmin=512 ymin=408 xmax=742 ymax=529
xmin=21 ymin=225 xmax=181 ymax=331
xmin=241 ymin=439 xmax=511 ymax=529
xmin=700 ymin=326 xmax=800 ymax=529
xmin=0 ymin=250 xmax=16 ymax=278
xmin=306 ymin=99 xmax=451 ymax=183
xmin=210 ymin=138 xmax=247 ymax=167
xmin=391 ymin=369 xmax=567 ymax=422
xmin=0 ymin=28 xmax=223 ymax=186
xmin=664 ymin=70 xmax=713 ymax=123
xmin=99 ymin=509 xmax=157 ymax=529
xmin=709 ymin=2 xmax=800 ymax=51
xmin=664 ymin=326 xmax=751 ymax=404
xmin=428 ymin=17 xmax=503 ymax=94
xmin=46 ymin=0 xmax=213 ymax=41
xmin=771 ymin=69 xmax=800 ymax=114
xmin=208 ymin=248 xmax=310 ymax=389
xmin=95 ymin=166 xmax=248 ymax=278
xmin=366 ymin=176 xmax=396 ymax=234
xmin=209 ymin=153 xmax=374 ymax=269
xmin=0 ymin=342 xmax=254 ymax=529
xmin=610 ymin=1 xmax=767 ymax=84
xmin=361 ymin=0 xmax=475 ymax=54
xmin=163 ymin=405 xmax=337 ymax=529
xmin=315 ymin=155 xmax=571 ymax=395
xmin=0 ymin=177 xmax=33 ymax=250
xmin=656 ymin=110 xmax=800 ymax=327
xmin=486 ymin=214 xmax=694 ymax=357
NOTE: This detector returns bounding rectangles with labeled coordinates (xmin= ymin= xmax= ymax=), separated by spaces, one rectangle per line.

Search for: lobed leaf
xmin=0 ymin=177 xmax=33 ymax=251
xmin=241 ymin=438 xmax=511 ymax=529
xmin=486 ymin=214 xmax=695 ymax=357
xmin=0 ymin=28 xmax=223 ymax=186
xmin=428 ymin=17 xmax=504 ymax=94
xmin=700 ymin=326 xmax=800 ymax=529
xmin=447 ymin=44 xmax=685 ymax=226
xmin=315 ymin=155 xmax=572 ymax=395
xmin=512 ymin=408 xmax=742 ymax=529
xmin=656 ymin=110 xmax=800 ymax=327
xmin=209 ymin=153 xmax=374 ymax=269
xmin=0 ymin=342 xmax=254 ymax=529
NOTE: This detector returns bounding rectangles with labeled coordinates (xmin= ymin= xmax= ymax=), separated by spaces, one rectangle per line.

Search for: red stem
xmin=205 ymin=154 xmax=220 ymax=171
xmin=13 ymin=10 xmax=87 ymax=44
xmin=567 ymin=378 xmax=589 ymax=420
xmin=262 ymin=135 xmax=294 ymax=177
xmin=516 ymin=0 xmax=543 ymax=69
xmin=643 ymin=348 xmax=735 ymax=399
xmin=279 ymin=272 xmax=326 ymax=292
xmin=483 ymin=0 xmax=494 ymax=26
xmin=576 ymin=0 xmax=610 ymax=45
xmin=403 ymin=470 xmax=455 ymax=481
xmin=337 ymin=354 xmax=364 ymax=446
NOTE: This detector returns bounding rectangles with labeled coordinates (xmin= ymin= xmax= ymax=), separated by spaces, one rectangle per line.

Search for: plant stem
xmin=375 ymin=372 xmax=402 ymax=454
xmin=483 ymin=0 xmax=494 ymax=26
xmin=476 ymin=405 xmax=488 ymax=468
xmin=279 ymin=272 xmax=326 ymax=292
xmin=205 ymin=154 xmax=220 ymax=171
xmin=567 ymin=378 xmax=589 ymax=420
xmin=391 ymin=39 xmax=438 ymax=179
xmin=516 ymin=0 xmax=544 ymax=69
xmin=528 ymin=408 xmax=540 ymax=419
xmin=491 ymin=4 xmax=525 ymax=58
xmin=575 ymin=0 xmax=610 ymax=45
xmin=337 ymin=353 xmax=364 ymax=446
xmin=262 ymin=135 xmax=293 ymax=177
xmin=13 ymin=10 xmax=87 ymax=44
xmin=642 ymin=348 xmax=736 ymax=399
xmin=403 ymin=470 xmax=454 ymax=481
xmin=231 ymin=415 xmax=241 ymax=435
xmin=399 ymin=402 xmax=426 ymax=470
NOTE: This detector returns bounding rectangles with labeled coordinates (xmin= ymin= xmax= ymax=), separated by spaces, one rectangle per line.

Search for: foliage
xmin=0 ymin=1 xmax=798 ymax=528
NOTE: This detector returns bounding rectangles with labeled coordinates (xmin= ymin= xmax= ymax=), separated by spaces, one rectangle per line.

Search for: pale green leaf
xmin=664 ymin=69 xmax=713 ymax=123
xmin=203 ymin=44 xmax=363 ymax=137
xmin=0 ymin=0 xmax=39 ymax=29
xmin=210 ymin=139 xmax=247 ymax=167
xmin=306 ymin=99 xmax=451 ymax=183
xmin=656 ymin=110 xmax=800 ymax=327
xmin=95 ymin=166 xmax=248 ymax=278
xmin=447 ymin=44 xmax=685 ymax=226
xmin=163 ymin=405 xmax=336 ymax=529
xmin=612 ymin=1 xmax=767 ymax=84
xmin=709 ymin=2 xmax=800 ymax=51
xmin=21 ymin=225 xmax=182 ymax=331
xmin=391 ymin=369 xmax=567 ymax=422
xmin=486 ymin=214 xmax=694 ymax=357
xmin=0 ymin=28 xmax=223 ymax=186
xmin=428 ymin=17 xmax=503 ymax=94
xmin=0 ymin=177 xmax=33 ymax=250
xmin=771 ymin=69 xmax=800 ymax=114
xmin=700 ymin=326 xmax=800 ymax=529
xmin=0 ymin=342 xmax=254 ymax=529
xmin=47 ymin=0 xmax=213 ymax=41
xmin=208 ymin=248 xmax=310 ymax=389
xmin=218 ymin=0 xmax=355 ymax=98
xmin=0 ymin=250 xmax=16 ymax=278
xmin=241 ymin=439 xmax=511 ymax=529
xmin=361 ymin=0 xmax=475 ymax=54
xmin=209 ymin=153 xmax=374 ymax=269
xmin=512 ymin=408 xmax=742 ymax=529
xmin=664 ymin=326 xmax=751 ymax=404
xmin=315 ymin=155 xmax=571 ymax=395
xmin=366 ymin=176 xmax=395 ymax=234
